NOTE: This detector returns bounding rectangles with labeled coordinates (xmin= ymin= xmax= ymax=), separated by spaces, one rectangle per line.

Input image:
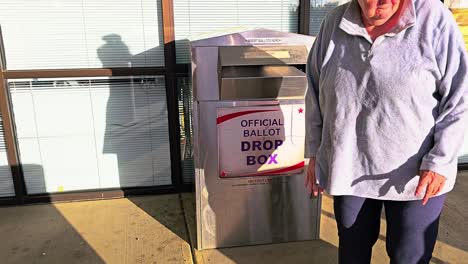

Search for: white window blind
xmin=174 ymin=0 xmax=300 ymax=63
xmin=0 ymin=0 xmax=164 ymax=70
xmin=309 ymin=0 xmax=349 ymax=36
xmin=0 ymin=114 xmax=15 ymax=197
xmin=9 ymin=76 xmax=171 ymax=194
xmin=178 ymin=78 xmax=194 ymax=184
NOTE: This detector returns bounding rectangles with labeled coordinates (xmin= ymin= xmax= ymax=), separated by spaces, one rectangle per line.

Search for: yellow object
xmin=57 ymin=186 xmax=64 ymax=192
xmin=451 ymin=8 xmax=468 ymax=51
xmin=243 ymin=50 xmax=291 ymax=59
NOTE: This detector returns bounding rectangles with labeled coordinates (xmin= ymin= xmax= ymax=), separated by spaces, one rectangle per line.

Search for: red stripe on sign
xmin=216 ymin=109 xmax=277 ymax=124
xmin=246 ymin=161 xmax=305 ymax=176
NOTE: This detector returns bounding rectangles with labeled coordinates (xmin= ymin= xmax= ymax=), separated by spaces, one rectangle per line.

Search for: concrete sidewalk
xmin=0 ymin=172 xmax=467 ymax=264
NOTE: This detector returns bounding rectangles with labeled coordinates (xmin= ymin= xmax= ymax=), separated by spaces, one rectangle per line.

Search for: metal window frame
xmin=0 ymin=0 xmax=464 ymax=206
xmin=0 ymin=26 xmax=26 ymax=205
xmin=299 ymin=0 xmax=311 ymax=35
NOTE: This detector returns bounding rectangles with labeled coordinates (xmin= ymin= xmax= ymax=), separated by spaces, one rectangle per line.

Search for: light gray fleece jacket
xmin=305 ymin=0 xmax=468 ymax=200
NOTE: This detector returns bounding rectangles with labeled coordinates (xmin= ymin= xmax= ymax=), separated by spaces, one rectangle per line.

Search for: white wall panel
xmin=0 ymin=0 xmax=165 ymax=69
xmin=37 ymin=137 xmax=101 ymax=193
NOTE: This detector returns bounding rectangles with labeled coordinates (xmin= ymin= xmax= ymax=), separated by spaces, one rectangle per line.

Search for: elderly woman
xmin=305 ymin=0 xmax=468 ymax=263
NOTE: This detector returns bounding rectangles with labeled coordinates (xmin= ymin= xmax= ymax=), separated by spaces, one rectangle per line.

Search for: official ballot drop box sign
xmin=191 ymin=29 xmax=321 ymax=250
xmin=217 ymin=105 xmax=305 ymax=178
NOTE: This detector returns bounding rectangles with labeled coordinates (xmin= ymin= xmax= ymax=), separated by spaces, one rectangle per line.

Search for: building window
xmin=9 ymin=76 xmax=171 ymax=194
xmin=309 ymin=0 xmax=349 ymax=36
xmin=174 ymin=0 xmax=300 ymax=63
xmin=0 ymin=0 xmax=165 ymax=69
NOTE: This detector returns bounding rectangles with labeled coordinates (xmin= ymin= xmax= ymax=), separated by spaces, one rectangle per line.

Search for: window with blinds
xmin=309 ymin=0 xmax=349 ymax=36
xmin=178 ymin=78 xmax=194 ymax=184
xmin=9 ymin=76 xmax=171 ymax=194
xmin=0 ymin=113 xmax=15 ymax=197
xmin=0 ymin=0 xmax=165 ymax=70
xmin=173 ymin=0 xmax=300 ymax=63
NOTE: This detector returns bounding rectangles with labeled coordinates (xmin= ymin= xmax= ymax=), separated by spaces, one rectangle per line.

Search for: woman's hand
xmin=415 ymin=170 xmax=446 ymax=206
xmin=305 ymin=157 xmax=324 ymax=197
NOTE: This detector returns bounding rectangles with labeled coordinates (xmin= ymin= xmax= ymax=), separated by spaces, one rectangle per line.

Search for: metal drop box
xmin=191 ymin=29 xmax=321 ymax=250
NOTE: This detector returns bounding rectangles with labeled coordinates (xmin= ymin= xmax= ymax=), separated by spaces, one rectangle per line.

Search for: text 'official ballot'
xmin=217 ymin=105 xmax=305 ymax=178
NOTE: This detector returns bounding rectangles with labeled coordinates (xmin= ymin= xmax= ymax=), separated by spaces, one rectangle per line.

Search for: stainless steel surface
xmin=190 ymin=28 xmax=316 ymax=48
xmin=191 ymin=29 xmax=316 ymax=101
xmin=192 ymin=47 xmax=220 ymax=101
xmin=191 ymin=29 xmax=320 ymax=250
xmin=219 ymin=46 xmax=309 ymax=66
xmin=220 ymin=66 xmax=306 ymax=100
xmin=195 ymin=100 xmax=319 ymax=249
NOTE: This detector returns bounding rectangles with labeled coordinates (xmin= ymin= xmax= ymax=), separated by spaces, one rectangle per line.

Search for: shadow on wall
xmin=15 ymin=34 xmax=171 ymax=195
xmin=98 ymin=34 xmax=171 ymax=190
xmin=8 ymin=33 xmax=172 ymax=195
xmin=20 ymin=164 xmax=47 ymax=196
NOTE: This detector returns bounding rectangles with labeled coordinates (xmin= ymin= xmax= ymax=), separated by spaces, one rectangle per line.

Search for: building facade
xmin=0 ymin=0 xmax=466 ymax=204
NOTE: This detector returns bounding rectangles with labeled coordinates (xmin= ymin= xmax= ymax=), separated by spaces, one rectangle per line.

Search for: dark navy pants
xmin=333 ymin=194 xmax=446 ymax=264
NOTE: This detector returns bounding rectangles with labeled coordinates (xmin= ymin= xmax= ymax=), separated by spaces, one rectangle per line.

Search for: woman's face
xmin=357 ymin=0 xmax=402 ymax=26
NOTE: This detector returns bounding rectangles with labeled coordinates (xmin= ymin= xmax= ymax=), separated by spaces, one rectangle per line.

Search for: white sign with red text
xmin=217 ymin=104 xmax=305 ymax=178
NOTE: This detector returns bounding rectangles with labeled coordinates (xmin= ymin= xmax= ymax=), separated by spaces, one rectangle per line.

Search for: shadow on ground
xmin=127 ymin=195 xmax=190 ymax=245
xmin=1 ymin=172 xmax=466 ymax=264
xmin=178 ymin=192 xmax=338 ymax=264
xmin=0 ymin=164 xmax=105 ymax=264
xmin=0 ymin=201 xmax=105 ymax=263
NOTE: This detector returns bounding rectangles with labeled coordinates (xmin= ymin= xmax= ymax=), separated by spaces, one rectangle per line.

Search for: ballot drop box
xmin=191 ymin=29 xmax=321 ymax=249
